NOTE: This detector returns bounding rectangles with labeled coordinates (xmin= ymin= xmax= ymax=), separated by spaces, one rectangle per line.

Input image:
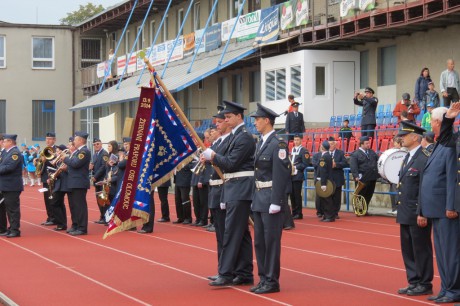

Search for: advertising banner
xmin=254 ymin=6 xmax=279 ymax=46
xmin=295 ymin=0 xmax=309 ymax=26
xmin=127 ymin=53 xmax=137 ymax=74
xmin=221 ymin=17 xmax=237 ymax=41
xmin=280 ymin=1 xmax=295 ymax=30
xmin=359 ymin=0 xmax=376 ymax=11
xmin=205 ymin=24 xmax=221 ymax=52
xmin=236 ymin=10 xmax=261 ymax=42
xmin=117 ymin=55 xmax=126 ymax=76
xmin=195 ymin=29 xmax=206 ymax=54
xmin=340 ymin=0 xmax=358 ymax=17
xmin=183 ymin=33 xmax=195 ymax=57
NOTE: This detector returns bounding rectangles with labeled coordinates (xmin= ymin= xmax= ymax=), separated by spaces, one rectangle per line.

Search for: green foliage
xmin=60 ymin=2 xmax=105 ymax=25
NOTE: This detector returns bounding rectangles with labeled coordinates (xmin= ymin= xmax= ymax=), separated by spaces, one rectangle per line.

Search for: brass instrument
xmin=191 ymin=154 xmax=205 ymax=175
xmin=35 ymin=146 xmax=55 ymax=176
xmin=352 ymin=181 xmax=368 ymax=216
xmin=96 ymin=168 xmax=112 ymax=207
xmin=47 ymin=150 xmax=70 ymax=199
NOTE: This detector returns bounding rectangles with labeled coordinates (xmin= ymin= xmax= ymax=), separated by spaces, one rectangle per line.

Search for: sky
xmin=0 ymin=0 xmax=123 ymax=25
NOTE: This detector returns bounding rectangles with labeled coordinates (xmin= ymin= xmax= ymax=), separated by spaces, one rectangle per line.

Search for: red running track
xmin=0 ymin=186 xmax=440 ymax=306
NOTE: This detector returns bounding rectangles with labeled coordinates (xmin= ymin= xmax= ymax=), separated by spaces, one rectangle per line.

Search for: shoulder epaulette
xmin=422 ymin=148 xmax=431 ymax=157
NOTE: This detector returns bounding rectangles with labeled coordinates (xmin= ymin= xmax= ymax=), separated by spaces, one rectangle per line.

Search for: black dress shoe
xmin=209 ymin=276 xmax=233 ymax=286
xmin=173 ymin=219 xmax=184 ymax=224
xmin=54 ymin=226 xmax=67 ymax=231
xmin=94 ymin=220 xmax=106 ymax=224
xmin=292 ymin=215 xmax=303 ymax=220
xmin=137 ymin=229 xmax=153 ymax=234
xmin=250 ymin=282 xmax=264 ymax=293
xmin=283 ymin=225 xmax=294 ymax=230
xmin=0 ymin=231 xmax=9 ymax=236
xmin=428 ymin=294 xmax=444 ymax=301
xmin=398 ymin=284 xmax=417 ymax=294
xmin=254 ymin=284 xmax=280 ymax=294
xmin=434 ymin=296 xmax=456 ymax=303
xmin=68 ymin=230 xmax=87 ymax=236
xmin=207 ymin=225 xmax=216 ymax=232
xmin=232 ymin=276 xmax=254 ymax=286
xmin=66 ymin=227 xmax=77 ymax=233
xmin=316 ymin=214 xmax=323 ymax=218
xmin=182 ymin=219 xmax=192 ymax=225
xmin=321 ymin=218 xmax=335 ymax=222
xmin=335 ymin=215 xmax=340 ymax=219
xmin=157 ymin=218 xmax=170 ymax=222
xmin=407 ymin=285 xmax=433 ymax=296
xmin=43 ymin=221 xmax=56 ymax=226
xmin=6 ymin=232 xmax=20 ymax=238
xmin=207 ymin=275 xmax=219 ymax=281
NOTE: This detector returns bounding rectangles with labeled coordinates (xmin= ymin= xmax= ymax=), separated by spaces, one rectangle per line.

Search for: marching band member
xmin=289 ymin=134 xmax=310 ymax=220
xmin=49 ymin=144 xmax=70 ymax=231
xmin=90 ymin=137 xmax=109 ymax=224
xmin=0 ymin=134 xmax=7 ymax=235
xmin=316 ymin=141 xmax=335 ymax=222
xmin=40 ymin=132 xmax=57 ymax=226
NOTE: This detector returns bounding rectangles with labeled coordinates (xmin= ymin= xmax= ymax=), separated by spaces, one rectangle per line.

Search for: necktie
xmin=295 ymin=112 xmax=298 ymax=117
xmin=330 ymin=151 xmax=334 ymax=159
xmin=215 ymin=138 xmax=222 ymax=147
xmin=365 ymin=150 xmax=369 ymax=159
xmin=402 ymin=153 xmax=410 ymax=169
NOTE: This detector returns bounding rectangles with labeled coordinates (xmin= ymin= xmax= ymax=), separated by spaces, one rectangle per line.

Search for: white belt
xmin=255 ymin=181 xmax=272 ymax=189
xmin=209 ymin=179 xmax=224 ymax=186
xmin=223 ymin=171 xmax=254 ymax=180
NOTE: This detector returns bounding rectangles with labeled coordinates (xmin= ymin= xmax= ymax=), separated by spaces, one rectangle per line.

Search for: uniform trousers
xmin=68 ymin=188 xmax=88 ymax=232
xmin=174 ymin=186 xmax=191 ymax=221
xmin=158 ymin=186 xmax=170 ymax=220
xmin=400 ymin=223 xmax=433 ymax=286
xmin=2 ymin=191 xmax=21 ymax=235
xmin=253 ymin=209 xmax=284 ymax=288
xmin=332 ymin=186 xmax=342 ymax=216
xmin=432 ymin=218 xmax=460 ymax=300
xmin=290 ymin=180 xmax=303 ymax=217
xmin=211 ymin=207 xmax=226 ymax=264
xmin=356 ymin=180 xmax=376 ymax=208
xmin=320 ymin=195 xmax=335 ymax=220
xmin=51 ymin=191 xmax=68 ymax=228
xmin=0 ymin=193 xmax=7 ymax=232
xmin=315 ymin=194 xmax=323 ymax=216
xmin=192 ymin=185 xmax=209 ymax=224
xmin=43 ymin=182 xmax=55 ymax=222
xmin=361 ymin=124 xmax=376 ymax=138
xmin=141 ymin=191 xmax=156 ymax=232
xmin=218 ymin=200 xmax=253 ymax=280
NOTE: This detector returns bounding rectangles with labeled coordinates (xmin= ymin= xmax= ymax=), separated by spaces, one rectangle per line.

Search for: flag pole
xmin=143 ymin=57 xmax=224 ymax=180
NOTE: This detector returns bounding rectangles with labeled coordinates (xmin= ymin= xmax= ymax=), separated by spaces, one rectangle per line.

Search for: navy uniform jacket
xmin=0 ymin=146 xmax=24 ymax=192
xmin=285 ymin=112 xmax=305 ymax=134
xmin=396 ymin=147 xmax=429 ymax=225
xmin=174 ymin=163 xmax=193 ymax=187
xmin=311 ymin=152 xmax=322 ymax=180
xmin=252 ymin=133 xmax=291 ymax=213
xmin=53 ymin=169 xmax=70 ymax=193
xmin=105 ymin=164 xmax=119 ymax=197
xmin=213 ymin=125 xmax=256 ymax=203
xmin=350 ymin=149 xmax=379 ymax=182
xmin=315 ymin=153 xmax=333 ymax=186
xmin=208 ymin=135 xmax=231 ymax=209
xmin=329 ymin=149 xmax=348 ymax=187
xmin=290 ymin=146 xmax=310 ymax=181
xmin=117 ymin=154 xmax=127 ymax=192
xmin=425 ymin=143 xmax=435 ymax=154
xmin=354 ymin=97 xmax=378 ymax=126
xmin=93 ymin=149 xmax=109 ymax=182
xmin=63 ymin=146 xmax=91 ymax=189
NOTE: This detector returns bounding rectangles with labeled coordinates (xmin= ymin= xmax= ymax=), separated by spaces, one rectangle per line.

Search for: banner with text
xmin=254 ymin=6 xmax=280 ymax=46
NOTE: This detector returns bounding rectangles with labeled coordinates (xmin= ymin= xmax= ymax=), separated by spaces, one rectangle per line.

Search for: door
xmin=333 ymin=61 xmax=355 ymax=116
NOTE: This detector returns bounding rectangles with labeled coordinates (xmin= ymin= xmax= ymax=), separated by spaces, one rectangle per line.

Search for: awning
xmin=70 ymin=41 xmax=257 ymax=111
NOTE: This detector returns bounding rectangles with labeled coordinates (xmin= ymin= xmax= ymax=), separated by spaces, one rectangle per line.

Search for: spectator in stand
xmin=285 ymin=102 xmax=305 ymax=141
xmin=353 ymin=87 xmax=378 ymax=138
xmin=439 ymin=59 xmax=460 ymax=107
xmin=414 ymin=68 xmax=432 ymax=112
xmin=339 ymin=119 xmax=353 ymax=143
xmin=423 ymin=82 xmax=440 ymax=112
xmin=421 ymin=103 xmax=435 ymax=132
xmin=393 ymin=93 xmax=420 ymax=124
xmin=401 ymin=110 xmax=416 ymax=124
xmin=421 ymin=131 xmax=435 ymax=154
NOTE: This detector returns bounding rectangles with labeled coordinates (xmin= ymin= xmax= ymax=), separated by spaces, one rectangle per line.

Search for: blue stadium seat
xmin=336 ymin=115 xmax=343 ymax=127
xmin=349 ymin=114 xmax=356 ymax=127
xmin=329 ymin=116 xmax=336 ymax=127
xmin=357 ymin=107 xmax=363 ymax=115
xmin=385 ymin=104 xmax=392 ymax=112
xmin=355 ymin=114 xmax=362 ymax=126
xmin=377 ymin=105 xmax=384 ymax=113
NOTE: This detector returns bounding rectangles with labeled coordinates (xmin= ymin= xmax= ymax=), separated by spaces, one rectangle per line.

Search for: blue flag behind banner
xmin=104 ymin=88 xmax=197 ymax=237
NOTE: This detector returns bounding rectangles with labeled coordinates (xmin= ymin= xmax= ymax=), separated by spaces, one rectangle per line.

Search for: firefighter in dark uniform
xmin=50 ymin=144 xmax=71 ymax=231
xmin=284 ymin=102 xmax=305 ymax=141
xmin=0 ymin=135 xmax=6 ymax=234
xmin=327 ymin=137 xmax=348 ymax=219
xmin=289 ymin=134 xmax=310 ymax=220
xmin=173 ymin=162 xmax=193 ymax=224
xmin=250 ymin=103 xmax=291 ymax=294
xmin=0 ymin=134 xmax=23 ymax=238
xmin=202 ymin=100 xmax=255 ymax=287
xmin=40 ymin=132 xmax=57 ymax=226
xmin=316 ymin=141 xmax=335 ymax=222
xmin=311 ymin=151 xmax=323 ymax=218
xmin=91 ymin=137 xmax=109 ymax=224
xmin=353 ymin=87 xmax=378 ymax=138
xmin=116 ymin=137 xmax=131 ymax=193
xmin=394 ymin=121 xmax=434 ymax=296
xmin=61 ymin=131 xmax=91 ymax=236
xmin=156 ymin=179 xmax=172 ymax=222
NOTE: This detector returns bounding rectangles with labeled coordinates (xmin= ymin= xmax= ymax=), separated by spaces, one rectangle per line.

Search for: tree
xmin=60 ymin=3 xmax=105 ymax=25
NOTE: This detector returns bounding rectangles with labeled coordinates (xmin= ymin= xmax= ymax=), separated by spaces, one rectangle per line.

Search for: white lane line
xmin=19 ymin=220 xmax=292 ymax=306
xmin=294 ymin=221 xmax=400 ymax=238
xmin=0 ymin=239 xmax=151 ymax=306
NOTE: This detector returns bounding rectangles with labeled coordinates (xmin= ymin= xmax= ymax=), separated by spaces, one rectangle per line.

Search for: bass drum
xmin=378 ymin=148 xmax=407 ymax=184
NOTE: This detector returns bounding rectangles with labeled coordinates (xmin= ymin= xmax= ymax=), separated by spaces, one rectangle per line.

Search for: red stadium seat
xmin=380 ymin=138 xmax=390 ymax=152
xmin=288 ymin=141 xmax=294 ymax=153
xmin=306 ymin=140 xmax=313 ymax=153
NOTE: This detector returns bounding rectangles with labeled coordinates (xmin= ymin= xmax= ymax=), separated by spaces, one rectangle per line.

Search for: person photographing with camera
xmin=393 ymin=93 xmax=421 ymax=124
xmin=353 ymin=87 xmax=378 ymax=138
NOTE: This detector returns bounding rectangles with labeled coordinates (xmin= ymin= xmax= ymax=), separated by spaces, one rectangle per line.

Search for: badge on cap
xmin=278 ymin=149 xmax=287 ymax=160
xmin=12 ymin=154 xmax=18 ymax=161
xmin=78 ymin=153 xmax=85 ymax=160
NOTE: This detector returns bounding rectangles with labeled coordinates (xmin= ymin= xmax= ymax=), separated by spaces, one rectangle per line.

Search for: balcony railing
xmin=81 ymin=60 xmax=118 ymax=89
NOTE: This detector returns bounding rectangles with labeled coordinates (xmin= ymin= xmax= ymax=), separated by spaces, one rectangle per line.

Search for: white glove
xmin=220 ymin=202 xmax=226 ymax=210
xmin=202 ymin=148 xmax=214 ymax=160
xmin=269 ymin=204 xmax=281 ymax=214
xmin=321 ymin=186 xmax=327 ymax=191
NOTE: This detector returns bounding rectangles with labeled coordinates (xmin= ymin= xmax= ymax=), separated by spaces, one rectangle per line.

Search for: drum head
xmin=378 ymin=149 xmax=407 ymax=184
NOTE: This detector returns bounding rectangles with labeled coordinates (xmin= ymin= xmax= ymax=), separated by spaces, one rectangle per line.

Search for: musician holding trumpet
xmin=39 ymin=132 xmax=58 ymax=226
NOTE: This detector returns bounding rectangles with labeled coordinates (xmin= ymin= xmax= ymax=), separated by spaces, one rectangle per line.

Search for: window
xmin=250 ymin=71 xmax=261 ymax=102
xmin=315 ymin=66 xmax=326 ymax=96
xmin=136 ymin=26 xmax=144 ymax=50
xmin=379 ymin=45 xmax=396 ymax=86
xmin=125 ymin=30 xmax=130 ymax=54
xmin=290 ymin=65 xmax=302 ymax=97
xmin=150 ymin=20 xmax=156 ymax=45
xmin=229 ymin=0 xmax=243 ymax=18
xmin=0 ymin=100 xmax=5 ymax=133
xmin=163 ymin=15 xmax=169 ymax=42
xmin=111 ymin=32 xmax=117 ymax=50
xmin=177 ymin=9 xmax=184 ymax=35
xmin=233 ymin=74 xmax=243 ymax=102
xmin=32 ymin=100 xmax=55 ymax=140
xmin=81 ymin=38 xmax=101 ymax=68
xmin=193 ymin=2 xmax=201 ymax=31
xmin=32 ymin=37 xmax=54 ymax=69
xmin=209 ymin=0 xmax=218 ymax=24
xmin=265 ymin=69 xmax=286 ymax=101
xmin=248 ymin=0 xmax=261 ymax=12
xmin=219 ymin=76 xmax=229 ymax=102
xmin=360 ymin=51 xmax=369 ymax=88
xmin=0 ymin=36 xmax=5 ymax=68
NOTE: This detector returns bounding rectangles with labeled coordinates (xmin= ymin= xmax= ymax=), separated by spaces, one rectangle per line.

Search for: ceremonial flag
xmin=103 ymin=87 xmax=197 ymax=238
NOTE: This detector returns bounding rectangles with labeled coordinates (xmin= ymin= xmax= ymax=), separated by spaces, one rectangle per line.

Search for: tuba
xmin=35 ymin=146 xmax=55 ymax=176
xmin=352 ymin=181 xmax=368 ymax=216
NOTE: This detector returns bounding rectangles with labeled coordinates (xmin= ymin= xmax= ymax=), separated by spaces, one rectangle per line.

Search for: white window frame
xmin=193 ymin=2 xmax=201 ymax=31
xmin=163 ymin=15 xmax=169 ymax=42
xmin=0 ymin=36 xmax=5 ymax=68
xmin=210 ymin=0 xmax=218 ymax=24
xmin=313 ymin=64 xmax=327 ymax=97
xmin=149 ymin=20 xmax=156 ymax=45
xmin=136 ymin=26 xmax=144 ymax=50
xmin=32 ymin=36 xmax=54 ymax=69
xmin=229 ymin=0 xmax=242 ymax=19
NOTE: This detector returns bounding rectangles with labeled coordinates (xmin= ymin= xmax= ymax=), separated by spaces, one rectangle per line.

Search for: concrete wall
xmin=0 ymin=25 xmax=74 ymax=146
